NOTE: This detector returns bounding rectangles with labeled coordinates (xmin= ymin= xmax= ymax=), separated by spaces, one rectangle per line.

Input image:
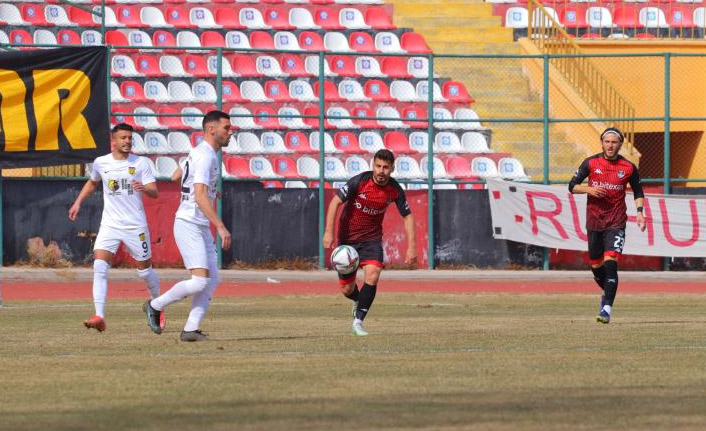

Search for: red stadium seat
xmin=280 ymin=55 xmax=311 ymax=77
xmin=253 ymin=106 xmax=282 ymax=129
xmin=250 ymin=31 xmax=275 ymax=49
xmin=264 ymin=7 xmax=294 ymax=30
xmin=182 ymin=55 xmax=211 ymax=78
xmin=668 ymin=6 xmax=694 ymax=28
xmin=613 ymin=6 xmax=643 ymax=28
xmin=21 ymin=4 xmax=50 ymax=26
xmin=264 ymin=80 xmax=293 ymax=102
xmin=561 ymin=5 xmax=588 ymax=28
xmin=384 ymin=131 xmax=411 ymax=153
xmin=635 ymin=32 xmax=656 ymax=38
xmin=201 ymin=31 xmax=226 ymax=48
xmin=273 ymin=156 xmax=299 ymax=178
xmin=303 ymin=106 xmax=332 ymax=129
xmin=116 ymin=6 xmax=144 ymax=28
xmin=135 ymin=55 xmax=166 ymax=77
xmin=349 ymin=31 xmax=377 ymax=52
xmin=298 ymin=31 xmax=324 ymax=51
xmin=262 ymin=181 xmax=285 ymax=188
xmin=165 ymin=6 xmax=195 ymax=28
xmin=314 ymin=8 xmax=343 ymax=30
xmin=285 ymin=131 xmax=315 ymax=153
xmin=445 ymin=156 xmax=474 ymax=178
xmin=111 ymin=107 xmax=139 ymax=129
xmin=365 ymin=7 xmax=395 ymax=30
xmin=364 ymin=80 xmax=392 ymax=101
xmin=231 ymin=55 xmax=260 ymax=78
xmin=381 ymin=57 xmax=411 ymax=78
xmin=152 ymin=30 xmax=178 ymax=53
xmin=313 ymin=80 xmax=344 ymax=101
xmin=215 ymin=7 xmax=244 ymax=29
xmin=158 ymin=107 xmax=189 ymax=130
xmin=57 ymin=29 xmax=80 ymax=45
xmin=68 ymin=6 xmax=96 ymax=27
xmin=581 ymin=33 xmax=603 ymax=39
xmin=442 ymin=81 xmax=474 ymax=104
xmin=402 ymin=106 xmax=428 ymax=128
xmin=190 ymin=131 xmax=205 ymax=147
xmin=105 ymin=30 xmax=132 ymax=52
xmin=328 ymin=55 xmax=358 ymax=77
xmin=334 ymin=131 xmax=365 ymax=153
xmin=120 ymin=81 xmax=148 ymax=103
xmin=225 ymin=156 xmax=257 ymax=178
xmin=352 ymin=106 xmax=383 ymax=129
xmin=400 ymin=32 xmax=431 ymax=53
xmin=222 ymin=81 xmax=246 ymax=103
xmin=9 ymin=29 xmax=33 ymax=48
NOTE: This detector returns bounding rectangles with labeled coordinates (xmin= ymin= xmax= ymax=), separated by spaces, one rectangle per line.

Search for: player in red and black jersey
xmin=569 ymin=127 xmax=646 ymax=324
xmin=323 ymin=149 xmax=417 ymax=336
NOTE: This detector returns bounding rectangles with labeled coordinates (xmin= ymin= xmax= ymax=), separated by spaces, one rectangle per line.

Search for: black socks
xmin=345 ymin=285 xmax=360 ymax=302
xmin=591 ymin=265 xmax=606 ymax=290
xmin=602 ymin=260 xmax=619 ymax=307
xmin=355 ymin=283 xmax=377 ymax=321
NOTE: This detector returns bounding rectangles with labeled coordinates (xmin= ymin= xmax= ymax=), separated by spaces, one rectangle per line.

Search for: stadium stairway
xmin=389 ymin=0 xmax=587 ymax=179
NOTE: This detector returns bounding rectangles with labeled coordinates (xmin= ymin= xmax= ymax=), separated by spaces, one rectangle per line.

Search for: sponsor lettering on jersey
xmin=590 ymin=180 xmax=624 ymax=191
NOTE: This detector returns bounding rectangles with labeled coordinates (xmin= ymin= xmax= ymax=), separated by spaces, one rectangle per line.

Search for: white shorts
xmin=174 ymin=217 xmax=217 ymax=271
xmin=94 ymin=225 xmax=152 ymax=261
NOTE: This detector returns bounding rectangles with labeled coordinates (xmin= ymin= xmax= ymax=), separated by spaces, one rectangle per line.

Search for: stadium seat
xmin=312 ymin=80 xmax=343 ymax=101
xmin=435 ymin=132 xmax=463 ymax=153
xmin=140 ymin=7 xmax=171 ymax=28
xmin=442 ymin=81 xmax=474 ymax=104
xmin=416 ymin=80 xmax=443 ymax=102
xmin=668 ymin=6 xmax=694 ymax=28
xmin=394 ymin=156 xmax=423 ymax=179
xmin=345 ymin=155 xmax=369 ymax=176
xmin=279 ymin=107 xmax=310 ymax=129
xmin=21 ymin=4 xmax=49 ymax=26
xmin=121 ymin=81 xmax=148 ymax=103
xmin=299 ymin=31 xmax=325 ymax=50
xmin=240 ymin=8 xmax=270 ymax=29
xmin=305 ymin=55 xmax=336 ymax=76
xmin=400 ymin=32 xmax=431 ymax=54
xmin=390 ymin=80 xmax=420 ymax=102
xmin=111 ymin=107 xmax=136 ymax=129
xmin=324 ymin=32 xmax=353 ymax=52
xmin=285 ymin=131 xmax=314 ymax=153
xmin=265 ymin=7 xmax=294 ymax=29
xmin=639 ymin=7 xmax=669 ymax=28
xmin=329 ymin=55 xmax=358 ymax=77
xmin=215 ymin=8 xmax=243 ymax=29
xmin=182 ymin=55 xmax=210 ymax=77
xmin=296 ymin=156 xmax=320 ymax=179
xmin=190 ymin=7 xmax=221 ymax=28
xmin=192 ymin=80 xmax=218 ymax=103
xmin=349 ymin=31 xmax=377 ymax=52
xmin=581 ymin=33 xmax=604 ymax=39
xmin=131 ymin=133 xmax=148 ymax=154
xmin=314 ymin=7 xmax=343 ymax=29
xmin=352 ymin=106 xmax=382 ymax=129
xmin=359 ymin=131 xmax=385 ymax=153
xmin=241 ymin=80 xmax=271 ymax=102
xmin=168 ymin=132 xmax=192 ymax=153
xmin=309 ymin=131 xmax=337 ymax=152
xmin=57 ymin=29 xmax=81 ymax=45
xmin=384 ymin=131 xmax=411 ymax=153
xmin=364 ymin=79 xmax=391 ymax=101
xmin=33 ymin=29 xmax=57 ymax=45
xmin=219 ymin=81 xmax=244 ymax=103
xmin=257 ymin=55 xmax=287 ymax=77
xmin=340 ymin=8 xmax=369 ymax=29
xmin=324 ymin=156 xmax=348 ymax=179
xmin=695 ymin=8 xmax=706 ymax=28
xmin=237 ymin=132 xmax=265 ymax=153
xmin=498 ymin=157 xmax=530 ymax=181
xmin=231 ymin=55 xmax=260 ymax=77
xmin=614 ymin=6 xmax=643 ymax=28
xmin=0 ymin=4 xmax=29 ymax=26
xmin=201 ymin=31 xmax=226 ymax=48
xmin=586 ymin=7 xmax=613 ymax=29
xmin=264 ymin=80 xmax=293 ymax=102
xmin=531 ymin=7 xmax=560 ymax=28
xmin=381 ymin=57 xmax=411 ymax=78
xmin=420 ymin=156 xmax=447 ymax=179
xmin=505 ymin=7 xmax=529 ymax=28
xmin=68 ymin=6 xmax=96 ymax=27
xmin=190 ymin=132 xmax=205 ymax=147
xmin=111 ymin=81 xmax=128 ymax=104
xmin=471 ymin=156 xmax=499 ymax=178
xmin=280 ymin=55 xmax=310 ymax=77
xmin=94 ymin=6 xmax=123 ymax=28
xmin=455 ymin=108 xmax=482 ymax=130
xmin=375 ymin=32 xmax=404 ymax=53
xmin=145 ymin=133 xmax=170 ymax=154
xmin=250 ymin=156 xmax=279 ymax=178
xmin=289 ymin=80 xmax=318 ymax=101
xmin=561 ymin=5 xmax=588 ymax=28
xmin=302 ymin=106 xmax=325 ymax=130
xmin=272 ymin=156 xmax=299 ymax=178
xmin=116 ymin=5 xmax=144 ymax=27
xmin=225 ymin=156 xmax=257 ymax=178
xmin=261 ymin=132 xmax=289 ymax=153
xmin=408 ymin=57 xmax=435 ymax=78
xmin=461 ymin=132 xmax=491 ymax=152
xmin=9 ymin=29 xmax=32 ymax=47
xmin=136 ymin=55 xmax=165 ymax=77
xmin=152 ymin=30 xmax=177 ymax=52
xmin=251 ymin=31 xmax=275 ymax=49
xmin=327 ymin=107 xmax=358 ymax=129
xmin=274 ymin=31 xmax=301 ymax=50
xmin=128 ymin=30 xmax=152 ymax=50
xmin=165 ymin=6 xmax=195 ymax=28
xmin=366 ymin=7 xmax=395 ymax=30
xmin=408 ymin=131 xmax=429 ymax=153
xmin=356 ymin=56 xmax=386 ymax=77
xmin=222 ymin=135 xmax=242 ymax=154
xmin=225 ymin=31 xmax=250 ymax=49
xmin=289 ymin=8 xmax=319 ymax=29
xmin=253 ymin=106 xmax=282 ymax=129
xmin=105 ymin=30 xmax=129 ymax=49
xmin=112 ymin=55 xmax=142 ymax=77
xmin=166 ymin=80 xmax=194 ymax=102
xmin=0 ymin=30 xmax=8 ymax=46
xmin=181 ymin=107 xmax=205 ymax=130
xmin=135 ymin=107 xmax=164 ymax=130
xmin=445 ymin=156 xmax=474 ymax=178
xmin=45 ymin=5 xmax=73 ymax=27
xmin=402 ymin=105 xmax=428 ymax=128
xmin=338 ymin=79 xmax=369 ymax=101
xmin=334 ymin=131 xmax=364 ymax=153
xmin=376 ymin=106 xmax=406 ymax=129
xmin=177 ymin=30 xmax=202 ymax=50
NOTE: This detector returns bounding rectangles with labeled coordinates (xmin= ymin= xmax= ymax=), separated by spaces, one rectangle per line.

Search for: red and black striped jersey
xmin=337 ymin=171 xmax=411 ymax=243
xmin=569 ymin=153 xmax=644 ymax=231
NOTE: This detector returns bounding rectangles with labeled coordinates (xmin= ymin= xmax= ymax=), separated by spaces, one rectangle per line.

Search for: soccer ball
xmin=330 ymin=245 xmax=359 ymax=275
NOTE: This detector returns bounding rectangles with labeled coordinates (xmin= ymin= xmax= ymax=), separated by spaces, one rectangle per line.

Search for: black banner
xmin=0 ymin=47 xmax=109 ymax=168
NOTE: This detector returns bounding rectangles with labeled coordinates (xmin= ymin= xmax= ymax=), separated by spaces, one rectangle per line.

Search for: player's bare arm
xmin=133 ymin=181 xmax=158 ymax=199
xmin=170 ymin=167 xmax=182 ymax=183
xmin=635 ymin=197 xmax=646 ymax=232
xmin=68 ymin=179 xmax=100 ymax=221
xmin=194 ymin=183 xmax=231 ymax=250
xmin=323 ymin=195 xmax=343 ymax=248
xmin=403 ymin=213 xmax=417 ymax=264
xmin=571 ymin=184 xmax=607 ymax=198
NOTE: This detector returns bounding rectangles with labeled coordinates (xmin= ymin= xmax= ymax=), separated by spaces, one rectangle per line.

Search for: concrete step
xmin=429 ymin=42 xmax=521 ymax=54
xmin=420 ymin=28 xmax=514 ymax=43
xmin=396 ymin=17 xmax=501 ymax=27
xmin=392 ymin=2 xmax=493 ymax=16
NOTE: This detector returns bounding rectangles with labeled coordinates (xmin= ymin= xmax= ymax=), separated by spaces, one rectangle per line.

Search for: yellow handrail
xmin=527 ymin=0 xmax=636 ymax=153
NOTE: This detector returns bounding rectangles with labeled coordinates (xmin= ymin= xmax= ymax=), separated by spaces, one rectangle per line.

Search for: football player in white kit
xmin=144 ymin=110 xmax=232 ymax=342
xmin=69 ymin=123 xmax=162 ymax=332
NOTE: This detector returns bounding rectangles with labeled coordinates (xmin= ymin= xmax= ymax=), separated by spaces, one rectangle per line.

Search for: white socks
xmin=137 ymin=266 xmax=161 ymax=299
xmin=184 ymin=279 xmax=217 ymax=332
xmin=150 ymin=276 xmax=209 ymax=312
xmin=602 ymin=305 xmax=612 ymax=315
xmin=92 ymin=259 xmax=110 ymax=317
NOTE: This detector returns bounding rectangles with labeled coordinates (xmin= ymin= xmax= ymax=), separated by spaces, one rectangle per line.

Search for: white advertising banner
xmin=487 ymin=179 xmax=706 ymax=257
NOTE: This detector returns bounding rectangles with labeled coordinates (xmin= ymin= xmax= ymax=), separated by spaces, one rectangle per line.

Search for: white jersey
xmin=175 ymin=142 xmax=219 ymax=227
xmin=90 ymin=153 xmax=156 ymax=229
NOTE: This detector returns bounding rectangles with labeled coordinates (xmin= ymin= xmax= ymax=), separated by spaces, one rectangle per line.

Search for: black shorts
xmin=587 ymin=229 xmax=625 ymax=265
xmin=337 ymin=240 xmax=384 ymax=285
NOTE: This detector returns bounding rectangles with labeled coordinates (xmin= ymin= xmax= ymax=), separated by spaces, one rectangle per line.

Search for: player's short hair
xmin=202 ymin=110 xmax=230 ymax=130
xmin=373 ymin=149 xmax=395 ymax=165
xmin=111 ymin=123 xmax=134 ymax=135
xmin=601 ymin=127 xmax=624 ymax=143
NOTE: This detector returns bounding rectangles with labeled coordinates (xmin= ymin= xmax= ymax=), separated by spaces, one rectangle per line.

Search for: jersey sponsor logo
xmin=108 ymin=179 xmax=119 ymax=192
xmin=128 ymin=166 xmax=136 ymax=175
xmin=354 ymin=201 xmax=382 ymax=215
xmin=590 ymin=180 xmax=624 ymax=190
